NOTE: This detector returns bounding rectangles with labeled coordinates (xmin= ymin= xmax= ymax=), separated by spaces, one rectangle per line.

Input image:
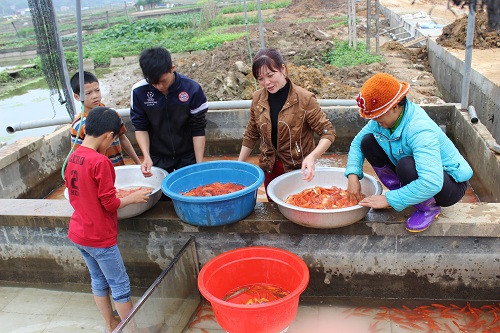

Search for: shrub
xmin=323 ymin=41 xmax=383 ymax=67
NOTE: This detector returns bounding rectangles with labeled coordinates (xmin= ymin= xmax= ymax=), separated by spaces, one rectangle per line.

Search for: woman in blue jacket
xmin=345 ymin=73 xmax=473 ymax=232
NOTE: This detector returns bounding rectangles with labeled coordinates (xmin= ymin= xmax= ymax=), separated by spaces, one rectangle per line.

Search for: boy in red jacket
xmin=65 ymin=106 xmax=151 ymax=333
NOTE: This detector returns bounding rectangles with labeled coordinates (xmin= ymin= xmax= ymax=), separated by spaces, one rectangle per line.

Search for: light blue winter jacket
xmin=344 ymin=101 xmax=473 ymax=211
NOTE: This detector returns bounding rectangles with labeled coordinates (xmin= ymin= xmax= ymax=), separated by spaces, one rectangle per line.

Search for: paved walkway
xmin=0 ymin=285 xmax=109 ymax=333
xmin=2 ymin=285 xmax=499 ymax=333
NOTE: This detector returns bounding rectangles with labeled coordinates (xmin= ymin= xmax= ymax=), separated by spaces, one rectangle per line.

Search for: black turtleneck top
xmin=268 ymin=81 xmax=290 ymax=149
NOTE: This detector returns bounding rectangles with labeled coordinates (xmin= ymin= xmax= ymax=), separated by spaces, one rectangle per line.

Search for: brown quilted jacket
xmin=241 ymin=80 xmax=336 ymax=174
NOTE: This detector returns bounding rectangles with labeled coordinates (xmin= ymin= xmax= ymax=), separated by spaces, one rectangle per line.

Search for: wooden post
xmin=11 ymin=21 xmax=21 ymax=38
xmin=348 ymin=0 xmax=357 ymax=48
xmin=366 ymin=0 xmax=380 ymax=54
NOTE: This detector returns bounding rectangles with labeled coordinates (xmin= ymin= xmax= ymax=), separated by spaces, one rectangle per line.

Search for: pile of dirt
xmin=437 ymin=10 xmax=500 ymax=49
xmin=101 ymin=0 xmax=446 ymax=108
xmin=278 ymin=0 xmax=347 ymax=17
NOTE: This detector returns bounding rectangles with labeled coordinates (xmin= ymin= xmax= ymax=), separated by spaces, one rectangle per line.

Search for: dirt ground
xmin=100 ymin=0 xmax=500 ymax=108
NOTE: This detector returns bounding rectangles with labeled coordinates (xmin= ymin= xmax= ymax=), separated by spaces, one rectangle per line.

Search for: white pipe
xmin=6 ymin=117 xmax=72 ymax=134
xmin=208 ymin=99 xmax=356 ymax=109
xmin=460 ymin=6 xmax=475 ymax=110
xmin=6 ymin=99 xmax=357 ymax=133
xmin=468 ymin=105 xmax=478 ymax=124
xmin=6 ymin=109 xmax=130 ymax=134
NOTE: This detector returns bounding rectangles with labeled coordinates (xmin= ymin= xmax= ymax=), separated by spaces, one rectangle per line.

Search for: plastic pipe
xmin=468 ymin=105 xmax=478 ymax=124
xmin=6 ymin=116 xmax=72 ymax=134
xmin=6 ymin=109 xmax=130 ymax=134
xmin=6 ymin=99 xmax=357 ymax=133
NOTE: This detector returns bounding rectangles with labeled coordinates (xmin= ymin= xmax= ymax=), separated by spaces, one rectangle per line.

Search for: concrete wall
xmin=1 ymin=104 xmax=500 ymax=202
xmin=427 ymin=38 xmax=500 ymax=142
xmin=0 ymin=49 xmax=37 ymax=63
xmin=0 ymin=125 xmax=70 ymax=199
xmin=0 ymin=199 xmax=499 ymax=300
xmin=450 ymin=105 xmax=500 ymax=202
xmin=0 ymin=103 xmax=499 ymax=300
xmin=380 ymin=4 xmax=500 ymax=144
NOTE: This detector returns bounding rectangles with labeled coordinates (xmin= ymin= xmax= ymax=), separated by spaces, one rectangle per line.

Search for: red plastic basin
xmin=198 ymin=246 xmax=309 ymax=333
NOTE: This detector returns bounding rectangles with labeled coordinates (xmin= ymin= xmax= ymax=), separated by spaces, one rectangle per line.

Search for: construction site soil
xmin=75 ymin=0 xmax=500 ymax=107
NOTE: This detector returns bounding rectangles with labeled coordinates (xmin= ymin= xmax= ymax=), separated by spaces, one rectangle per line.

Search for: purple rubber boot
xmin=406 ymin=198 xmax=441 ymax=232
xmin=372 ymin=165 xmax=400 ymax=190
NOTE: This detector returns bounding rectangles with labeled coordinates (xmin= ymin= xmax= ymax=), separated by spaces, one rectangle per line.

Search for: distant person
xmin=130 ymin=46 xmax=208 ymax=177
xmin=238 ymin=48 xmax=336 ymax=199
xmin=64 ymin=106 xmax=151 ymax=333
xmin=70 ymin=71 xmax=141 ymax=166
xmin=345 ymin=73 xmax=473 ymax=232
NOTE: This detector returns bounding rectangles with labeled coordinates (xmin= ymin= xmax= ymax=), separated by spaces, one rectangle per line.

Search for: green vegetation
xmin=1 ymin=0 xmax=292 ymax=68
xmin=1 ymin=0 xmax=376 ymax=90
xmin=323 ymin=41 xmax=383 ymax=67
xmin=329 ymin=16 xmax=349 ymax=29
xmin=0 ymin=64 xmax=45 ymax=99
xmin=64 ymin=13 xmax=249 ymax=67
xmin=0 ymin=0 xmax=291 ymax=90
xmin=0 ymin=61 xmax=43 ymax=85
xmin=61 ymin=0 xmax=290 ymax=68
xmin=220 ymin=0 xmax=291 ymax=14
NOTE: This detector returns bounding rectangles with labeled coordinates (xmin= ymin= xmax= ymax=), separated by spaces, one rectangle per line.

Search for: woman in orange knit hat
xmin=344 ymin=73 xmax=473 ymax=232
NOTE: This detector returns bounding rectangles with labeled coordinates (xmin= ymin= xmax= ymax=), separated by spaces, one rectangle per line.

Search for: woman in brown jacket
xmin=238 ymin=48 xmax=336 ymax=200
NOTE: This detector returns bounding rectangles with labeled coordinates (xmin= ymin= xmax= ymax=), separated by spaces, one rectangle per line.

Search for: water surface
xmin=0 ymin=84 xmax=73 ymax=144
xmin=0 ymin=68 xmax=112 ymax=145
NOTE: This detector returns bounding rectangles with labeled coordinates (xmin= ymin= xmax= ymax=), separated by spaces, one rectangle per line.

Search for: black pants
xmin=152 ymin=151 xmax=196 ymax=174
xmin=153 ymin=151 xmax=196 ymax=201
xmin=360 ymin=134 xmax=467 ymax=207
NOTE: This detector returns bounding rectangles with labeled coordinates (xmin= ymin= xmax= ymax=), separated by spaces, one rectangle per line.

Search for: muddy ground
xmin=100 ymin=0 xmax=499 ymax=108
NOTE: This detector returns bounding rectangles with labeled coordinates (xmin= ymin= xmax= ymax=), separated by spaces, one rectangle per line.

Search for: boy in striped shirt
xmin=70 ymin=71 xmax=140 ymax=166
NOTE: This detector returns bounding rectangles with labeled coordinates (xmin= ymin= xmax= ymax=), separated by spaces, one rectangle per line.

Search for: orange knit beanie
xmin=356 ymin=73 xmax=410 ymax=119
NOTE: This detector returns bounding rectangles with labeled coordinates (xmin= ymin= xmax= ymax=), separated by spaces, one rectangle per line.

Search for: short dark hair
xmin=252 ymin=48 xmax=287 ymax=79
xmin=85 ymin=107 xmax=121 ymax=138
xmin=139 ymin=47 xmax=173 ymax=84
xmin=70 ymin=71 xmax=99 ymax=95
xmin=398 ymin=96 xmax=408 ymax=107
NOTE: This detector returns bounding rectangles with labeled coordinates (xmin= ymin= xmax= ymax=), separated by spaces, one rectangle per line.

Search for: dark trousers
xmin=153 ymin=151 xmax=196 ymax=201
xmin=264 ymin=160 xmax=285 ymax=202
xmin=360 ymin=134 xmax=467 ymax=207
xmin=152 ymin=151 xmax=196 ymax=174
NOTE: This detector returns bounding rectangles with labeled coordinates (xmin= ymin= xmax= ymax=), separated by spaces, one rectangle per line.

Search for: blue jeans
xmin=74 ymin=243 xmax=131 ymax=303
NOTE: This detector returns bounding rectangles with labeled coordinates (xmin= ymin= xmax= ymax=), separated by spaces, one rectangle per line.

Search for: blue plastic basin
xmin=161 ymin=161 xmax=264 ymax=226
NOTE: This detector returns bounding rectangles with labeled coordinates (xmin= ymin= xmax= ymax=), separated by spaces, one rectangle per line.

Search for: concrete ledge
xmin=0 ymin=126 xmax=70 ymax=199
xmin=0 ymin=199 xmax=498 ymax=300
xmin=0 ymin=199 xmax=498 ymax=237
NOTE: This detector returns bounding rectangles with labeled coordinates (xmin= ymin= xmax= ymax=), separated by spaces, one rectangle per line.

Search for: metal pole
xmin=256 ymin=0 xmax=265 ymax=49
xmin=375 ymin=0 xmax=379 ymax=54
xmin=352 ymin=0 xmax=357 ymax=49
xmin=76 ymin=0 xmax=85 ymax=106
xmin=244 ymin=0 xmax=258 ymax=90
xmin=244 ymin=0 xmax=248 ymax=26
xmin=124 ymin=1 xmax=129 ymax=22
xmin=460 ymin=5 xmax=475 ymax=110
xmin=366 ymin=0 xmax=371 ymax=52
